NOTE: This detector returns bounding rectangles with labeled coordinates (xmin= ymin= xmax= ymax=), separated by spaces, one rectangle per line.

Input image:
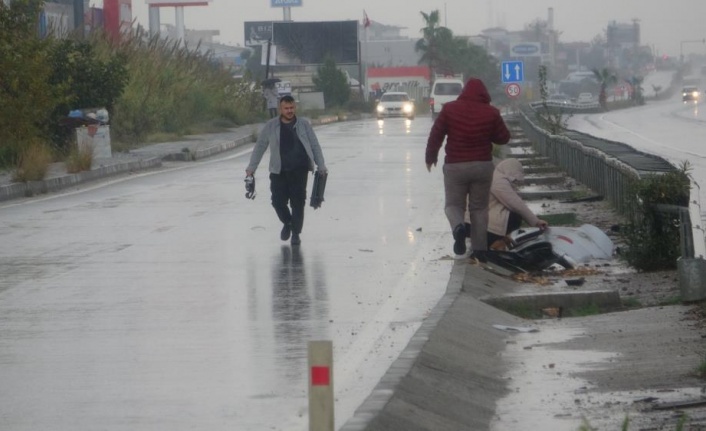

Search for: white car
xmin=682 ymin=86 xmax=700 ymax=102
xmin=376 ymin=91 xmax=415 ymax=120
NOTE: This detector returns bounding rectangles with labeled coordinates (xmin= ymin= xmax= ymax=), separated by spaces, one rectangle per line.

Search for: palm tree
xmin=630 ymin=75 xmax=645 ymax=105
xmin=592 ymin=67 xmax=617 ymax=109
xmin=415 ymin=10 xmax=454 ymax=86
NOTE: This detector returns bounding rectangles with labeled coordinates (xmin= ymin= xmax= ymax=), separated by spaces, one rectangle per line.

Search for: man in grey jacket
xmin=246 ymin=95 xmax=328 ymax=246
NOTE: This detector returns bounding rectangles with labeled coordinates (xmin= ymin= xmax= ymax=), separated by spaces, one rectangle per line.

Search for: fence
xmin=517 ymin=107 xmax=641 ymax=215
xmin=517 ymin=104 xmax=706 ymax=300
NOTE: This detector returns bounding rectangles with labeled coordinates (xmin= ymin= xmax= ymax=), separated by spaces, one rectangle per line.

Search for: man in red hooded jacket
xmin=426 ymin=78 xmax=511 ymax=258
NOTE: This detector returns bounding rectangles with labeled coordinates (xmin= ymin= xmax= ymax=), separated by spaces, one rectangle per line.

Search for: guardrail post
xmin=309 ymin=340 xmax=334 ymax=431
xmin=678 ymin=258 xmax=706 ymax=301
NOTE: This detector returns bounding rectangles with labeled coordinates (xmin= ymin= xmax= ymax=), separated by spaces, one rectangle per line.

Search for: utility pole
xmin=73 ymin=0 xmax=84 ymax=38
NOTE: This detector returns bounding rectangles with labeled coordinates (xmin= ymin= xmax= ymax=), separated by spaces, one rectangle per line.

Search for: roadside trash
xmin=485 ymin=224 xmax=614 ymax=273
xmin=62 ymin=107 xmax=112 ymax=160
xmin=541 ymin=307 xmax=563 ymax=318
xmin=492 ymin=324 xmax=539 ymax=333
xmin=565 ymin=277 xmax=585 ymax=286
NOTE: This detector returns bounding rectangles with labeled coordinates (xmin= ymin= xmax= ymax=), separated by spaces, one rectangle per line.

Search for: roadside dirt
xmin=495 ymin=196 xmax=706 ymax=431
xmin=528 ymin=196 xmax=687 ymax=308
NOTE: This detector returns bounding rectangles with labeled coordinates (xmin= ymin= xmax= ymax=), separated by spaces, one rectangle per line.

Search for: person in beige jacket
xmin=487 ymin=159 xmax=548 ymax=248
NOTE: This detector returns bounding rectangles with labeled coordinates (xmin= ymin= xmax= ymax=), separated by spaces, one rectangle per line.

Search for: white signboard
xmin=275 ymin=80 xmax=291 ymax=95
xmin=368 ymin=76 xmax=427 ymax=93
xmin=510 ymin=42 xmax=541 ymax=57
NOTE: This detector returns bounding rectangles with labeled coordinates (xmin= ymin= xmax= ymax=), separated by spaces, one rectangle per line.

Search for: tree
xmin=630 ymin=75 xmax=645 ymax=105
xmin=415 ymin=10 xmax=454 ymax=84
xmin=453 ymin=41 xmax=500 ymax=91
xmin=243 ymin=46 xmax=265 ymax=83
xmin=592 ymin=67 xmax=617 ymax=109
xmin=0 ymin=0 xmax=62 ymax=166
xmin=538 ymin=65 xmax=572 ymax=134
xmin=47 ymin=38 xmax=128 ymax=149
xmin=312 ymin=56 xmax=350 ymax=108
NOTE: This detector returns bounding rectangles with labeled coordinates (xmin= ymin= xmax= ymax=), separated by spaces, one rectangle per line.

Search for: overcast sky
xmin=123 ymin=0 xmax=706 ymax=57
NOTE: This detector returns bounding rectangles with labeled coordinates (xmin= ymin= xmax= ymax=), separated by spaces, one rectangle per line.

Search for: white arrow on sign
xmin=504 ymin=63 xmax=522 ymax=81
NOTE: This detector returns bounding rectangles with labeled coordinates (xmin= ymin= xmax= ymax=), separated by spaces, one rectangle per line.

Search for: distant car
xmin=376 ymin=91 xmax=415 ymax=120
xmin=429 ymin=78 xmax=464 ymax=119
xmin=547 ymin=93 xmax=571 ymax=105
xmin=682 ymin=86 xmax=700 ymax=102
xmin=576 ymin=93 xmax=594 ymax=104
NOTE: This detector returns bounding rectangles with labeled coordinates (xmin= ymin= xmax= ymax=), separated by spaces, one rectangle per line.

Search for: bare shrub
xmin=65 ymin=143 xmax=93 ymax=173
xmin=13 ymin=142 xmax=52 ymax=182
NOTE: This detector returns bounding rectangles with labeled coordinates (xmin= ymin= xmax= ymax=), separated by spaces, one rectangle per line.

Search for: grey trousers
xmin=442 ymin=161 xmax=494 ymax=251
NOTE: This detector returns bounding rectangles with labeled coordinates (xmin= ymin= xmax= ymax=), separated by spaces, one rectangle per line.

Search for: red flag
xmin=363 ymin=10 xmax=371 ymax=28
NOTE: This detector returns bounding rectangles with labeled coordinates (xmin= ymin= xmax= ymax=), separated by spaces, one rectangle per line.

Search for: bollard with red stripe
xmin=308 ymin=340 xmax=334 ymax=431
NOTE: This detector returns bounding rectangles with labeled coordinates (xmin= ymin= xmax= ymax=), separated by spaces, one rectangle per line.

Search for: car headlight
xmin=376 ymin=105 xmax=385 ymax=113
xmin=693 ymin=91 xmax=700 ymax=98
xmin=402 ymin=103 xmax=414 ymax=113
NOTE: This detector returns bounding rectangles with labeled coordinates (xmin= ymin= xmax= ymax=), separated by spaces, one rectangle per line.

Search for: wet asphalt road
xmin=569 ymin=87 xmax=706 ymax=207
xmin=0 ymin=117 xmax=455 ymax=430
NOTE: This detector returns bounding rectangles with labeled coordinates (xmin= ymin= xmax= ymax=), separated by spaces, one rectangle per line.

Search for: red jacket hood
xmin=458 ymin=78 xmax=491 ymax=104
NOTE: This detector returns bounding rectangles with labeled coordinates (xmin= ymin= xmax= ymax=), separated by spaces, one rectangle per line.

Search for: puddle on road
xmin=491 ymin=322 xmax=616 ymax=430
xmin=491 ymin=321 xmax=706 ymax=429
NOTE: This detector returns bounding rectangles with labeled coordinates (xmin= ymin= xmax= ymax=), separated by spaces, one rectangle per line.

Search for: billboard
xmin=272 ymin=21 xmax=358 ymax=65
xmin=244 ymin=21 xmax=274 ymax=46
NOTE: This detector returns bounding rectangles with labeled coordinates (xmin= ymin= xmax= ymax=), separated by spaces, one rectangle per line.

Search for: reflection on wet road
xmin=0 ymin=117 xmax=453 ymax=430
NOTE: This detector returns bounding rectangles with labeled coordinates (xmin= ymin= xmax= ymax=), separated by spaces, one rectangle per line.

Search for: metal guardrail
xmin=517 ymin=107 xmax=643 ymax=215
xmin=515 ymin=104 xmax=706 ymax=301
xmin=528 ymin=100 xmax=602 ymax=112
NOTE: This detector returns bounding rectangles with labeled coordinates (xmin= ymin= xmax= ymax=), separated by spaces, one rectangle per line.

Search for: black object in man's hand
xmin=244 ymin=175 xmax=256 ymax=200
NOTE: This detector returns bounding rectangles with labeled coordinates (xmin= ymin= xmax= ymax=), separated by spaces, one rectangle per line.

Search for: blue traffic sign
xmin=501 ymin=61 xmax=524 ymax=83
xmin=271 ymin=0 xmax=302 ymax=6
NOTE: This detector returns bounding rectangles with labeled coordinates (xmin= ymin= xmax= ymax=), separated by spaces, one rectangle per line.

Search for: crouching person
xmin=487 ymin=159 xmax=548 ymax=249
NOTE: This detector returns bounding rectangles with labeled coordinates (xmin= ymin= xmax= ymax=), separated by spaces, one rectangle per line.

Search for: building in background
xmin=103 ymin=0 xmax=132 ymax=40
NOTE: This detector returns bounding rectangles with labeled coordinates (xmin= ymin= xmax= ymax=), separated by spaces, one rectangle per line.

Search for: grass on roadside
xmin=65 ymin=144 xmax=93 ymax=173
xmin=657 ymin=296 xmax=683 ymax=306
xmin=539 ymin=212 xmax=579 ymax=226
xmin=621 ymin=297 xmax=642 ymax=309
xmin=13 ymin=142 xmax=52 ymax=182
xmin=697 ymin=357 xmax=706 ymax=379
xmin=565 ymin=303 xmax=602 ymax=317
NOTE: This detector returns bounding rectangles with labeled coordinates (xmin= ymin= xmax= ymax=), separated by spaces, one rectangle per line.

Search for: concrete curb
xmin=162 ymin=135 xmax=254 ymax=161
xmin=343 ymin=263 xmax=537 ymax=431
xmin=340 ymin=261 xmax=468 ymax=431
xmin=0 ymin=156 xmax=162 ymax=202
xmin=0 ymin=113 xmax=368 ymax=203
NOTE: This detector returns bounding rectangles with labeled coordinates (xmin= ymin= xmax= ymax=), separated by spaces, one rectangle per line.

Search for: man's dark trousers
xmin=270 ymin=169 xmax=309 ymax=235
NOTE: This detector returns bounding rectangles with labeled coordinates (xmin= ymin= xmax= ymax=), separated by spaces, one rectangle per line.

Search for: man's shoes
xmin=291 ymin=233 xmax=301 ymax=246
xmin=280 ymin=223 xmax=292 ymax=241
xmin=452 ymin=224 xmax=467 ymax=255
